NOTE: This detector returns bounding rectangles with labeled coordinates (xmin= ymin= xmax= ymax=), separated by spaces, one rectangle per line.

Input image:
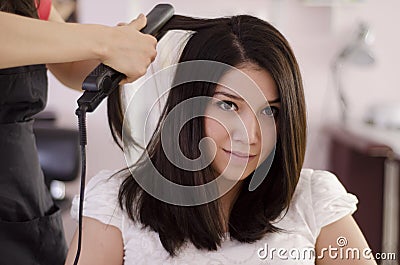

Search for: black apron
xmin=0 ymin=65 xmax=67 ymax=264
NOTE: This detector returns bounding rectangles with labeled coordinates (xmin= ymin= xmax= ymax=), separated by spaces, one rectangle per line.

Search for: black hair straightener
xmin=73 ymin=4 xmax=174 ymax=265
xmin=77 ymin=4 xmax=174 ymax=113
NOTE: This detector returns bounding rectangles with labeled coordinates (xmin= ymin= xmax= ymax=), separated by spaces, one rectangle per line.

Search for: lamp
xmin=331 ymin=22 xmax=375 ymax=124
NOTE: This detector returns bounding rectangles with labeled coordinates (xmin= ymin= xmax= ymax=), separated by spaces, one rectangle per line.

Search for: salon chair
xmin=33 ymin=111 xmax=80 ymax=202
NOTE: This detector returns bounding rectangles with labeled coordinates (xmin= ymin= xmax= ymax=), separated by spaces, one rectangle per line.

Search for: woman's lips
xmin=223 ymin=149 xmax=256 ymax=162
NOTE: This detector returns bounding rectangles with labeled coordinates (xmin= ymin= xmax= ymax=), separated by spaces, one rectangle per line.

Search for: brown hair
xmin=107 ymin=14 xmax=307 ymax=256
xmin=0 ymin=0 xmax=39 ymax=18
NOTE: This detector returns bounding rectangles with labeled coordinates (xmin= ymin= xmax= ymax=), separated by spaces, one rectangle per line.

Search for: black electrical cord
xmin=73 ymin=105 xmax=88 ymax=265
xmin=70 ymin=7 xmax=174 ymax=263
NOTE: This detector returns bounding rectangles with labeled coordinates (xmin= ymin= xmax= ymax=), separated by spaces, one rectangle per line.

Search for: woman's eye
xmin=262 ymin=106 xmax=279 ymax=117
xmin=216 ymin=100 xmax=238 ymax=111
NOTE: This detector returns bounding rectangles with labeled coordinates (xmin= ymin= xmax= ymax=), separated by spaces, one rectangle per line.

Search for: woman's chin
xmin=218 ymin=170 xmax=251 ymax=183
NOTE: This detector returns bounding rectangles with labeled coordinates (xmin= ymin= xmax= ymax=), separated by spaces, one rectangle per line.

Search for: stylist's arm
xmin=0 ymin=7 xmax=157 ymax=89
xmin=0 ymin=3 xmax=156 ymax=265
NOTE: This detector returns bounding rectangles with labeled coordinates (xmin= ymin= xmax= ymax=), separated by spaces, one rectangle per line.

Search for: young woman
xmin=66 ymin=15 xmax=376 ymax=264
xmin=0 ymin=1 xmax=156 ymax=264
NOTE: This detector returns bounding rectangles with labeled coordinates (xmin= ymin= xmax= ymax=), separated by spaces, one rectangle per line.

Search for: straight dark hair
xmin=0 ymin=0 xmax=39 ymax=18
xmin=107 ymin=15 xmax=307 ymax=256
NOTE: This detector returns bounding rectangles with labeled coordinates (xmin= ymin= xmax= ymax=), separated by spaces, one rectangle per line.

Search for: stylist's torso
xmin=0 ymin=64 xmax=67 ymax=264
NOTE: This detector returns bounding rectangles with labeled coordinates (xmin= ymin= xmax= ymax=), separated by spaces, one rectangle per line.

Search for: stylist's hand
xmin=101 ymin=13 xmax=157 ymax=84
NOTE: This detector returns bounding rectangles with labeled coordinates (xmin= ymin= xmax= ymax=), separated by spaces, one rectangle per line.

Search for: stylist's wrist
xmin=93 ymin=24 xmax=116 ymax=64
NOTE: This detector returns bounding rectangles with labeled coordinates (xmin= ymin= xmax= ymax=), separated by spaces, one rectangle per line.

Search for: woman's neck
xmin=218 ymin=180 xmax=244 ymax=233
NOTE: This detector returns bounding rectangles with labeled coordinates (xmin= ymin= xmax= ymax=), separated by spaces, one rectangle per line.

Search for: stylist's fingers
xmin=129 ymin=13 xmax=147 ymax=31
xmin=126 ymin=13 xmax=157 ymax=62
xmin=127 ymin=13 xmax=158 ymax=53
xmin=116 ymin=14 xmax=157 ymax=84
xmin=102 ymin=13 xmax=157 ymax=84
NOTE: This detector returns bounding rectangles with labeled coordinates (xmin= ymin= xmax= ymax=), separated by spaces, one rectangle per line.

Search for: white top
xmin=71 ymin=169 xmax=358 ymax=264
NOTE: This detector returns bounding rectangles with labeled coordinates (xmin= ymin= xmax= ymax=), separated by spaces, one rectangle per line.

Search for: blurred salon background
xmin=44 ymin=0 xmax=399 ymax=262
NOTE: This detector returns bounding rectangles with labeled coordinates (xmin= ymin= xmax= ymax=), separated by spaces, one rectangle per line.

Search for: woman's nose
xmin=230 ymin=111 xmax=259 ymax=145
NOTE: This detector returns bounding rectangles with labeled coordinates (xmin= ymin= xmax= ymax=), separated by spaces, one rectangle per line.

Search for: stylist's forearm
xmin=0 ymin=11 xmax=108 ymax=68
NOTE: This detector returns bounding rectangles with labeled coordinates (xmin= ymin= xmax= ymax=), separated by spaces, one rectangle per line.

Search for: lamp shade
xmin=337 ymin=23 xmax=375 ymax=66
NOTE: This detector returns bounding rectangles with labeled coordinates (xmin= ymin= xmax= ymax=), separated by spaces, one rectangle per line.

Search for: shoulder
xmin=285 ymin=169 xmax=358 ymax=237
xmin=296 ymin=169 xmax=358 ymax=210
xmin=85 ymin=169 xmax=123 ymax=191
xmin=295 ymin=168 xmax=353 ymax=198
xmin=71 ymin=169 xmax=125 ymax=231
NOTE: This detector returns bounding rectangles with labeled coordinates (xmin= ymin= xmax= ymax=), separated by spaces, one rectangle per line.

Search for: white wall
xmin=48 ymin=0 xmax=400 ymax=182
xmin=47 ymin=0 xmax=133 ymax=182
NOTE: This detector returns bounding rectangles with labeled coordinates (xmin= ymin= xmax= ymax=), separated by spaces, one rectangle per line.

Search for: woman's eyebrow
xmin=214 ymin=91 xmax=244 ymax=101
xmin=268 ymin=98 xmax=281 ymax=104
xmin=214 ymin=91 xmax=280 ymax=104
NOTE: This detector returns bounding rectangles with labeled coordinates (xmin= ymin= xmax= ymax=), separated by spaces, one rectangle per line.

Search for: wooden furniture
xmin=325 ymin=123 xmax=399 ymax=263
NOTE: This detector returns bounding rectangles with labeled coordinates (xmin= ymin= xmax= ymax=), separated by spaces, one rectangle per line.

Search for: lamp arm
xmin=331 ymin=60 xmax=348 ymax=123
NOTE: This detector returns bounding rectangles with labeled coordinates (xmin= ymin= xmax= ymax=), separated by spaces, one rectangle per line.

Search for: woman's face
xmin=204 ymin=64 xmax=280 ymax=182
